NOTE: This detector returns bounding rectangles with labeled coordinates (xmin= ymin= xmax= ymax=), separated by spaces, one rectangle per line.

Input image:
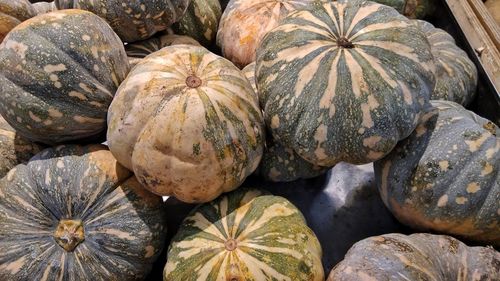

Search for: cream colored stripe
xmin=219 ymin=196 xmax=230 ymax=238
xmin=344 ymin=50 xmax=368 ymax=98
xmin=237 ymin=250 xmax=292 ymax=281
xmin=356 ymin=40 xmax=422 ymax=66
xmin=355 ymin=48 xmax=398 ymax=88
xmin=324 ymin=2 xmax=341 ymax=36
xmin=296 ymin=10 xmax=335 ymax=36
xmin=175 ymin=238 xmax=224 ymax=260
xmin=195 ymin=251 xmax=226 ymax=280
xmin=350 ymin=21 xmax=410 ymax=41
xmin=190 ymin=212 xmax=227 ymax=240
xmin=346 ymin=4 xmax=381 ymax=37
xmin=239 ymin=241 xmax=303 ymax=259
xmin=319 ymin=50 xmax=342 ymax=115
xmin=294 ymin=48 xmax=333 ymax=97
xmin=237 ymin=203 xmax=296 ymax=241
xmin=260 ymin=40 xmax=333 ymax=68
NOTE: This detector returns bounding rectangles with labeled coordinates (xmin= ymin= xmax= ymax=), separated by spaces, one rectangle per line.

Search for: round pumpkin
xmin=217 ymin=0 xmax=317 ymax=68
xmin=56 ymin=0 xmax=191 ymax=43
xmin=414 ymin=20 xmax=478 ymax=106
xmin=327 ymin=233 xmax=500 ymax=280
xmin=0 ymin=0 xmax=36 ymax=42
xmin=164 ymin=188 xmax=324 ymax=280
xmin=125 ymin=33 xmax=200 ymax=59
xmin=107 ymin=45 xmax=264 ymax=203
xmin=32 ymin=1 xmax=57 ymax=15
xmin=256 ymin=0 xmax=435 ymax=167
xmin=375 ymin=100 xmax=499 ymax=245
xmin=0 ymin=115 xmax=43 ymax=178
xmin=0 ymin=144 xmax=167 ymax=280
xmin=172 ymin=0 xmax=222 ymax=47
xmin=372 ymin=0 xmax=434 ymax=19
xmin=0 ymin=10 xmax=130 ymax=144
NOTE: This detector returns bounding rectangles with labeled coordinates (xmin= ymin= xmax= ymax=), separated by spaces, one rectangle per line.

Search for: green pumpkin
xmin=375 ymin=100 xmax=499 ymax=245
xmin=256 ymin=0 xmax=435 ymax=167
xmin=0 ymin=0 xmax=36 ymax=42
xmin=328 ymin=233 xmax=500 ymax=280
xmin=241 ymin=61 xmax=257 ymax=93
xmin=173 ymin=0 xmax=222 ymax=47
xmin=125 ymin=33 xmax=200 ymax=59
xmin=0 ymin=115 xmax=43 ymax=178
xmin=0 ymin=10 xmax=130 ymax=144
xmin=32 ymin=1 xmax=57 ymax=15
xmin=107 ymin=45 xmax=264 ymax=203
xmin=371 ymin=0 xmax=434 ymax=18
xmin=0 ymin=145 xmax=167 ymax=280
xmin=164 ymin=188 xmax=324 ymax=280
xmin=414 ymin=20 xmax=478 ymax=106
xmin=56 ymin=0 xmax=191 ymax=43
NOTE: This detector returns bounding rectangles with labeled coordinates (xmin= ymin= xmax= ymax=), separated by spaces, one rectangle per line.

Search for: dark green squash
xmin=0 ymin=10 xmax=130 ymax=144
xmin=0 ymin=144 xmax=167 ymax=280
xmin=0 ymin=0 xmax=36 ymax=42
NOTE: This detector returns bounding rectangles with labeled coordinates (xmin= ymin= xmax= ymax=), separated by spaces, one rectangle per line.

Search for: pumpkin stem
xmin=53 ymin=219 xmax=85 ymax=252
xmin=337 ymin=37 xmax=355 ymax=48
xmin=186 ymin=75 xmax=202 ymax=88
xmin=224 ymin=239 xmax=238 ymax=251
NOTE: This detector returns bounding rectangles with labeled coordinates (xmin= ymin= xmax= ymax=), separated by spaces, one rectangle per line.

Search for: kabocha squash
xmin=415 ymin=20 xmax=478 ymax=106
xmin=0 ymin=0 xmax=36 ymax=42
xmin=125 ymin=33 xmax=200 ymax=59
xmin=107 ymin=45 xmax=264 ymax=203
xmin=0 ymin=145 xmax=167 ymax=280
xmin=164 ymin=188 xmax=324 ymax=280
xmin=217 ymin=0 xmax=318 ymax=68
xmin=256 ymin=0 xmax=435 ymax=167
xmin=0 ymin=115 xmax=43 ymax=178
xmin=0 ymin=10 xmax=129 ymax=144
xmin=173 ymin=0 xmax=222 ymax=47
xmin=375 ymin=100 xmax=499 ymax=245
xmin=327 ymin=233 xmax=500 ymax=280
xmin=56 ymin=0 xmax=191 ymax=43
xmin=371 ymin=0 xmax=434 ymax=19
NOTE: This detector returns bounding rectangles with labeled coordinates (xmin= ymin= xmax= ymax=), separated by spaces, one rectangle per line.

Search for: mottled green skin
xmin=256 ymin=0 xmax=435 ymax=167
xmin=372 ymin=0 xmax=434 ymax=18
xmin=59 ymin=0 xmax=191 ymax=43
xmin=0 ymin=10 xmax=130 ymax=145
xmin=414 ymin=20 xmax=478 ymax=106
xmin=375 ymin=101 xmax=499 ymax=245
xmin=328 ymin=233 xmax=500 ymax=281
xmin=164 ymin=188 xmax=324 ymax=280
xmin=241 ymin=62 xmax=257 ymax=93
xmin=125 ymin=33 xmax=200 ymax=59
xmin=173 ymin=0 xmax=222 ymax=47
xmin=0 ymin=115 xmax=44 ymax=178
xmin=0 ymin=0 xmax=36 ymax=41
xmin=32 ymin=1 xmax=57 ymax=15
xmin=0 ymin=145 xmax=167 ymax=281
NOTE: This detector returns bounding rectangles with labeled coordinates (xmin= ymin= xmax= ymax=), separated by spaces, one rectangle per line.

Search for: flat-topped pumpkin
xmin=0 ymin=0 xmax=36 ymax=42
xmin=107 ymin=45 xmax=264 ymax=203
xmin=0 ymin=145 xmax=167 ymax=280
xmin=0 ymin=10 xmax=129 ymax=144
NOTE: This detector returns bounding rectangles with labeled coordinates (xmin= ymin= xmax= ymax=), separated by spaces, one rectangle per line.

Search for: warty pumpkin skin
xmin=327 ymin=233 xmax=500 ymax=281
xmin=375 ymin=100 xmax=499 ymax=245
xmin=256 ymin=0 xmax=435 ymax=167
xmin=371 ymin=0 xmax=434 ymax=19
xmin=414 ymin=20 xmax=478 ymax=106
xmin=164 ymin=188 xmax=324 ymax=281
xmin=173 ymin=0 xmax=222 ymax=47
xmin=0 ymin=144 xmax=167 ymax=281
xmin=0 ymin=10 xmax=130 ymax=145
xmin=217 ymin=0 xmax=319 ymax=68
xmin=107 ymin=45 xmax=264 ymax=203
xmin=0 ymin=0 xmax=36 ymax=42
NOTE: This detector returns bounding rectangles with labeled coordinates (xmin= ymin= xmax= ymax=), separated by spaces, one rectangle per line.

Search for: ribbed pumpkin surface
xmin=414 ymin=20 xmax=478 ymax=106
xmin=164 ymin=188 xmax=324 ymax=280
xmin=125 ymin=33 xmax=200 ymax=59
xmin=107 ymin=45 xmax=264 ymax=203
xmin=256 ymin=0 xmax=435 ymax=167
xmin=0 ymin=10 xmax=129 ymax=144
xmin=375 ymin=101 xmax=499 ymax=245
xmin=0 ymin=145 xmax=167 ymax=281
xmin=173 ymin=0 xmax=222 ymax=47
xmin=0 ymin=0 xmax=36 ymax=42
xmin=372 ymin=0 xmax=434 ymax=18
xmin=328 ymin=233 xmax=500 ymax=280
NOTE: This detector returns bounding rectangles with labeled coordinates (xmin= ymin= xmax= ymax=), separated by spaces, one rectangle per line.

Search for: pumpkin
xmin=0 ymin=144 xmax=167 ymax=280
xmin=0 ymin=0 xmax=36 ymax=42
xmin=414 ymin=20 xmax=478 ymax=106
xmin=32 ymin=1 xmax=57 ymax=15
xmin=56 ymin=0 xmax=191 ymax=43
xmin=217 ymin=0 xmax=318 ymax=68
xmin=375 ymin=100 xmax=499 ymax=245
xmin=0 ymin=10 xmax=130 ymax=144
xmin=125 ymin=33 xmax=200 ymax=59
xmin=256 ymin=0 xmax=435 ymax=167
xmin=164 ymin=188 xmax=324 ymax=280
xmin=371 ymin=0 xmax=434 ymax=19
xmin=327 ymin=233 xmax=500 ymax=280
xmin=241 ymin=61 xmax=257 ymax=93
xmin=107 ymin=45 xmax=264 ymax=203
xmin=0 ymin=115 xmax=43 ymax=178
xmin=172 ymin=0 xmax=222 ymax=47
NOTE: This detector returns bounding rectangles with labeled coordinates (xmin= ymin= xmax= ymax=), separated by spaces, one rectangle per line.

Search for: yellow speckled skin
xmin=0 ymin=0 xmax=36 ymax=42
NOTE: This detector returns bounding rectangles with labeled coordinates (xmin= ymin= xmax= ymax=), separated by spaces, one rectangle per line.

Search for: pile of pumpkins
xmin=0 ymin=0 xmax=498 ymax=280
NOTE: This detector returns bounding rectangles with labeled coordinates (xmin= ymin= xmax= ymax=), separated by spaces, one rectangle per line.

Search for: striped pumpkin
xmin=0 ymin=0 xmax=36 ymax=42
xmin=107 ymin=45 xmax=264 ymax=203
xmin=164 ymin=188 xmax=324 ymax=280
xmin=241 ymin=61 xmax=257 ymax=93
xmin=414 ymin=20 xmax=478 ymax=106
xmin=256 ymin=0 xmax=435 ymax=167
xmin=0 ymin=10 xmax=129 ymax=144
xmin=0 ymin=145 xmax=167 ymax=280
xmin=0 ymin=115 xmax=43 ymax=178
xmin=375 ymin=101 xmax=499 ymax=245
xmin=328 ymin=233 xmax=500 ymax=280
xmin=173 ymin=0 xmax=222 ymax=47
xmin=217 ymin=0 xmax=317 ymax=68
xmin=371 ymin=0 xmax=434 ymax=18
